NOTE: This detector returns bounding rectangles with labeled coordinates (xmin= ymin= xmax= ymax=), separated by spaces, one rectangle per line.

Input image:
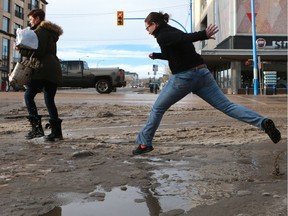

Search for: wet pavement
xmin=0 ymin=88 xmax=287 ymax=216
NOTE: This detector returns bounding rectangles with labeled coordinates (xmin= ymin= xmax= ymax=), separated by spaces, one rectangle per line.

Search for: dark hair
xmin=28 ymin=8 xmax=45 ymax=21
xmin=145 ymin=12 xmax=169 ymax=25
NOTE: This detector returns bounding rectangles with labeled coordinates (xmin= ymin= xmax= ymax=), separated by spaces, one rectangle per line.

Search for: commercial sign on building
xmin=256 ymin=38 xmax=287 ymax=49
xmin=272 ymin=41 xmax=288 ymax=49
xmin=256 ymin=38 xmax=266 ymax=48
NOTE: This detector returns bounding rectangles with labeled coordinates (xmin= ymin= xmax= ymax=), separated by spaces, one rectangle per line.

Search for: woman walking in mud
xmin=16 ymin=9 xmax=64 ymax=141
xmin=132 ymin=11 xmax=281 ymax=155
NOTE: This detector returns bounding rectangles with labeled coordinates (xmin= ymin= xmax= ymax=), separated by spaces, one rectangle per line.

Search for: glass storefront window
xmin=216 ymin=68 xmax=232 ymax=89
xmin=227 ymin=69 xmax=231 ymax=88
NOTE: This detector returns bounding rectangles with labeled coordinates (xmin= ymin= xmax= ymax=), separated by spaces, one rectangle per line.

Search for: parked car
xmin=60 ymin=60 xmax=126 ymax=94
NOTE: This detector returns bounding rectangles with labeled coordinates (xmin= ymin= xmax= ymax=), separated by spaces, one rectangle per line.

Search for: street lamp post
xmin=190 ymin=0 xmax=193 ymax=32
xmin=251 ymin=0 xmax=258 ymax=95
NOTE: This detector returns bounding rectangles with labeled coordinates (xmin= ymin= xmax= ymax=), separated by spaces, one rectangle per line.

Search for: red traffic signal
xmin=117 ymin=11 xmax=124 ymax=26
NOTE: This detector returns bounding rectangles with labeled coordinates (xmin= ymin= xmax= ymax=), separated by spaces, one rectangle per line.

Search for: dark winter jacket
xmin=22 ymin=21 xmax=63 ymax=85
xmin=151 ymin=23 xmax=208 ymax=74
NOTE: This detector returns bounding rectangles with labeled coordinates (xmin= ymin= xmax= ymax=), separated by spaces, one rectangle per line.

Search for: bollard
xmin=273 ymin=85 xmax=277 ymax=95
xmin=245 ymin=85 xmax=249 ymax=95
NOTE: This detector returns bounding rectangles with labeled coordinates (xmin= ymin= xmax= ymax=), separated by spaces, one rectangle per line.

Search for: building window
xmin=2 ymin=38 xmax=10 ymax=68
xmin=2 ymin=17 xmax=10 ymax=32
xmin=15 ymin=4 xmax=24 ymax=19
xmin=28 ymin=0 xmax=39 ymax=9
xmin=14 ymin=23 xmax=22 ymax=35
xmin=4 ymin=0 xmax=10 ymax=12
xmin=13 ymin=48 xmax=21 ymax=64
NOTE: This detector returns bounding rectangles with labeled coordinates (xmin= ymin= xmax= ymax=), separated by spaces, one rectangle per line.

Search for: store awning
xmin=200 ymin=49 xmax=287 ymax=68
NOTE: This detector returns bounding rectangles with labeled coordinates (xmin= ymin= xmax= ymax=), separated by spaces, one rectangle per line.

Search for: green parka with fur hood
xmin=23 ymin=21 xmax=63 ymax=85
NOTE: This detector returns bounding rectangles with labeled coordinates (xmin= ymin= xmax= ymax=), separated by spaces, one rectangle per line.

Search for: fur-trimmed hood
xmin=37 ymin=21 xmax=63 ymax=36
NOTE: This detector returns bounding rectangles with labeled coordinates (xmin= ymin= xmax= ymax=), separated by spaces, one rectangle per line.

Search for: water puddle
xmin=42 ymin=185 xmax=190 ymax=216
xmin=42 ymin=157 xmax=231 ymax=216
xmin=61 ymin=187 xmax=151 ymax=216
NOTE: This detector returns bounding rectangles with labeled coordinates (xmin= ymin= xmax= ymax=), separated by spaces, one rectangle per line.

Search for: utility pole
xmin=190 ymin=0 xmax=193 ymax=32
xmin=251 ymin=0 xmax=258 ymax=95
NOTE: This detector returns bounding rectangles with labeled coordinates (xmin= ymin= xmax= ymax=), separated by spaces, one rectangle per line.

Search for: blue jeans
xmin=24 ymin=79 xmax=59 ymax=120
xmin=136 ymin=67 xmax=266 ymax=146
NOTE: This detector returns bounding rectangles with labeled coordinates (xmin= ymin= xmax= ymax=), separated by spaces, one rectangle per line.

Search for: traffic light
xmin=117 ymin=11 xmax=124 ymax=26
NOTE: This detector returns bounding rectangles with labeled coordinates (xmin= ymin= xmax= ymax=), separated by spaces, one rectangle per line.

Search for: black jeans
xmin=24 ymin=79 xmax=59 ymax=120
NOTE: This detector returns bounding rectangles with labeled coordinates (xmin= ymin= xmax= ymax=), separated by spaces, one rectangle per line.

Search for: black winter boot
xmin=44 ymin=119 xmax=63 ymax=142
xmin=25 ymin=116 xmax=44 ymax=139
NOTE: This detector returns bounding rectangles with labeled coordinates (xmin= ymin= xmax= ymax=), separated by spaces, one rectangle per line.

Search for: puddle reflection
xmin=41 ymin=159 xmax=201 ymax=216
xmin=41 ymin=185 xmax=189 ymax=216
xmin=60 ymin=187 xmax=150 ymax=216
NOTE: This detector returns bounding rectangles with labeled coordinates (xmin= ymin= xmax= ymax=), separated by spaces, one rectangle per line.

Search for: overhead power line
xmin=48 ymin=4 xmax=189 ymax=18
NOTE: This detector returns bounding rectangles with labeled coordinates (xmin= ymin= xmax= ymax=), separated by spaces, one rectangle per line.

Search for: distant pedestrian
xmin=16 ymin=9 xmax=64 ymax=141
xmin=132 ymin=11 xmax=281 ymax=155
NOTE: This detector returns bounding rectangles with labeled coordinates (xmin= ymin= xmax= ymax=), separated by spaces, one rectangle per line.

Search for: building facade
xmin=0 ymin=0 xmax=47 ymax=90
xmin=193 ymin=0 xmax=287 ymax=94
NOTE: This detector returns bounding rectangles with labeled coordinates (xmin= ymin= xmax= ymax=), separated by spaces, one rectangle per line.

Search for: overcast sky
xmin=46 ymin=0 xmax=192 ymax=78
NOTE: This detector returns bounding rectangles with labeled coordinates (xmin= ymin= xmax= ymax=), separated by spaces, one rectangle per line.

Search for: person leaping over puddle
xmin=132 ymin=11 xmax=281 ymax=155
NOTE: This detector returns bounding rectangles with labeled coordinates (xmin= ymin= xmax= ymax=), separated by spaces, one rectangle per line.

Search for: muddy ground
xmin=0 ymin=88 xmax=287 ymax=216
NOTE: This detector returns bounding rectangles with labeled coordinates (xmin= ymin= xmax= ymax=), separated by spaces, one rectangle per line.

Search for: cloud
xmin=58 ymin=48 xmax=148 ymax=60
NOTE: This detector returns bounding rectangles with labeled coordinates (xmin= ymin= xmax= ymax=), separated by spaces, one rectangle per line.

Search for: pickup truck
xmin=60 ymin=60 xmax=126 ymax=94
